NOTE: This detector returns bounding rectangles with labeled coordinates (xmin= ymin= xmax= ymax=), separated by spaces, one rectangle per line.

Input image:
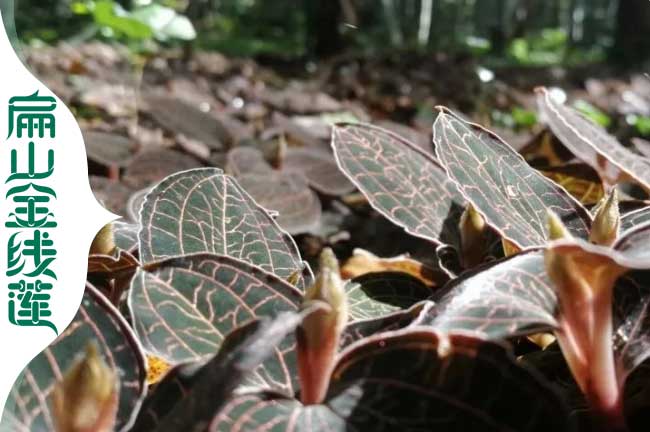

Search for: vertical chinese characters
xmin=6 ymin=91 xmax=58 ymax=334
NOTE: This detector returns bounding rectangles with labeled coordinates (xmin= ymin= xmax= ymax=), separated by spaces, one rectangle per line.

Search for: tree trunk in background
xmin=612 ymin=0 xmax=650 ymax=66
xmin=304 ymin=0 xmax=343 ymax=58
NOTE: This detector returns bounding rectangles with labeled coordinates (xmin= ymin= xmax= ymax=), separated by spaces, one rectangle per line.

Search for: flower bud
xmin=459 ymin=203 xmax=487 ymax=266
xmin=51 ymin=343 xmax=118 ymax=432
xmin=546 ymin=209 xmax=572 ymax=241
xmin=590 ymin=189 xmax=620 ymax=246
xmin=297 ymin=248 xmax=348 ymax=405
xmin=90 ymin=223 xmax=115 ymax=256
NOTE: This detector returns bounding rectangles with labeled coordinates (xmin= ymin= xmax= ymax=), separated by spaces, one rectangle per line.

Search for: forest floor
xmin=24 ymin=41 xmax=650 ymax=271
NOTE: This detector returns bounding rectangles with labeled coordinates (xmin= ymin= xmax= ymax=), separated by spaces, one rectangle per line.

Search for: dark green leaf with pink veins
xmin=433 ymin=108 xmax=591 ymax=249
xmin=332 ymin=122 xmax=465 ymax=247
xmin=418 ymin=251 xmax=558 ymax=338
xmin=621 ymin=206 xmax=650 ymax=234
xmin=128 ymin=253 xmax=302 ymax=395
xmin=209 ymin=329 xmax=572 ymax=432
xmin=537 ymin=87 xmax=650 ymax=189
xmin=0 ymin=284 xmax=147 ymax=432
xmin=131 ymin=311 xmax=306 ymax=432
xmin=138 ymin=168 xmax=312 ymax=289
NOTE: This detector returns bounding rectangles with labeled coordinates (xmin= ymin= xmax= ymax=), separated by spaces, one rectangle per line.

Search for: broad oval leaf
xmin=433 ymin=108 xmax=591 ymax=249
xmin=131 ymin=311 xmax=306 ymax=432
xmin=283 ymin=147 xmax=356 ymax=196
xmin=237 ymin=171 xmax=322 ymax=235
xmin=143 ymin=94 xmax=229 ymax=150
xmin=332 ymin=122 xmax=465 ymax=247
xmin=537 ymin=87 xmax=650 ymax=189
xmin=226 ymin=146 xmax=272 ymax=177
xmin=83 ymin=130 xmax=133 ymax=168
xmin=128 ymin=254 xmax=302 ymax=376
xmin=138 ymin=168 xmax=312 ymax=288
xmin=346 ymin=271 xmax=432 ymax=321
xmin=123 ymin=148 xmax=203 ymax=190
xmin=419 ymin=251 xmax=558 ymax=338
xmin=209 ymin=329 xmax=572 ymax=431
xmin=0 ymin=284 xmax=147 ymax=432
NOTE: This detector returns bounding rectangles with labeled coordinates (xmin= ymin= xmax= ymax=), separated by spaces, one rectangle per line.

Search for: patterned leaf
xmin=613 ymin=271 xmax=650 ymax=380
xmin=433 ymin=108 xmax=591 ymax=249
xmin=209 ymin=329 xmax=571 ymax=431
xmin=340 ymin=300 xmax=434 ymax=348
xmin=131 ymin=312 xmax=306 ymax=432
xmin=332 ymin=123 xmax=465 ymax=247
xmin=537 ymin=87 xmax=650 ymax=189
xmin=127 ymin=188 xmax=151 ymax=223
xmin=621 ymin=206 xmax=650 ymax=233
xmin=346 ymin=272 xmax=432 ymax=321
xmin=127 ymin=253 xmax=302 ymax=396
xmin=237 ymin=171 xmax=322 ymax=235
xmin=113 ymin=220 xmax=139 ymax=252
xmin=283 ymin=147 xmax=356 ymax=196
xmin=1 ymin=284 xmax=146 ymax=432
xmin=418 ymin=251 xmax=558 ymax=338
xmin=88 ymin=249 xmax=139 ymax=275
xmin=613 ymin=221 xmax=650 ymax=267
xmin=138 ymin=168 xmax=312 ymax=288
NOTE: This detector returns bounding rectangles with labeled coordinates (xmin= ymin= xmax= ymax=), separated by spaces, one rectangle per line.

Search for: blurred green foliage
xmin=72 ymin=0 xmax=196 ymax=48
xmin=629 ymin=115 xmax=650 ymax=136
xmin=573 ymin=100 xmax=612 ymax=128
xmin=9 ymin=0 xmax=648 ymax=66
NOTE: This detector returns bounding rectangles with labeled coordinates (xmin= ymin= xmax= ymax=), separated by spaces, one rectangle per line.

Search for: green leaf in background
xmin=93 ymin=0 xmax=153 ymax=40
xmin=433 ymin=108 xmax=592 ymax=249
xmin=209 ymin=329 xmax=572 ymax=431
xmin=131 ymin=4 xmax=196 ymax=41
xmin=331 ymin=123 xmax=465 ymax=248
xmin=131 ymin=311 xmax=307 ymax=432
xmin=0 ymin=284 xmax=147 ymax=432
xmin=511 ymin=107 xmax=538 ymax=128
xmin=138 ymin=168 xmax=312 ymax=289
xmin=573 ymin=100 xmax=612 ymax=128
xmin=128 ymin=254 xmax=302 ymax=388
xmin=629 ymin=115 xmax=650 ymax=136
